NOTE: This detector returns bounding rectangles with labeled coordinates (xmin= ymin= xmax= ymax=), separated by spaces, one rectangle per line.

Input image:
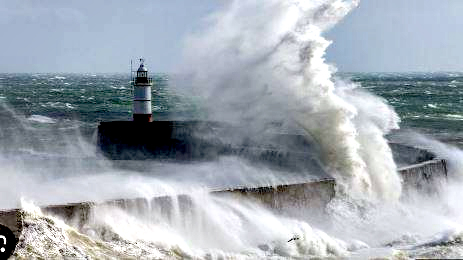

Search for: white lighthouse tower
xmin=132 ymin=58 xmax=153 ymax=122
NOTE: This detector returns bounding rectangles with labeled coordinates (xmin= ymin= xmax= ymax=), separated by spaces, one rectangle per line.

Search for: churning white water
xmin=4 ymin=0 xmax=463 ymax=259
xmin=180 ymin=0 xmax=401 ymax=201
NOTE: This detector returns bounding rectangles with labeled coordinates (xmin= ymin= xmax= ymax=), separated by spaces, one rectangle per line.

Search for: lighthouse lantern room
xmin=132 ymin=58 xmax=153 ymax=122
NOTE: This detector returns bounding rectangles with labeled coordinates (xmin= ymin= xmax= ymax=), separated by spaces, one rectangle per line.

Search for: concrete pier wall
xmin=0 ymin=121 xmax=449 ymax=247
xmin=389 ymin=142 xmax=436 ymax=167
xmin=391 ymin=143 xmax=448 ymax=194
xmin=1 ymin=156 xmax=448 ymax=244
xmin=98 ymin=121 xmax=449 ymax=193
xmin=97 ymin=121 xmax=326 ymax=172
xmin=2 ymin=156 xmax=447 ymax=244
xmin=0 ymin=179 xmax=336 ymax=243
xmin=399 ymin=159 xmax=447 ymax=194
xmin=221 ymin=179 xmax=336 ymax=214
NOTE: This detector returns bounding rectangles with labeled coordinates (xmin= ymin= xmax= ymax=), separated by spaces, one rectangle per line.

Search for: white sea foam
xmin=5 ymin=0 xmax=463 ymax=259
xmin=445 ymin=114 xmax=463 ymax=120
xmin=15 ymin=193 xmax=353 ymax=259
xmin=110 ymin=85 xmax=128 ymax=90
xmin=40 ymin=101 xmax=76 ymax=110
xmin=180 ymin=0 xmax=400 ymax=201
xmin=27 ymin=115 xmax=56 ymax=124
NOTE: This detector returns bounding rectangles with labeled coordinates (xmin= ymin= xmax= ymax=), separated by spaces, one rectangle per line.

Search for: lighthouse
xmin=132 ymin=59 xmax=153 ymax=122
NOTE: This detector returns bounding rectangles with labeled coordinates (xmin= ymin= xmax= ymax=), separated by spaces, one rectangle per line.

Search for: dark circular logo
xmin=0 ymin=224 xmax=16 ymax=259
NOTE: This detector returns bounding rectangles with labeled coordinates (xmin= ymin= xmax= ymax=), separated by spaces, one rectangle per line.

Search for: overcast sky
xmin=0 ymin=0 xmax=462 ymax=73
xmin=325 ymin=0 xmax=463 ymax=72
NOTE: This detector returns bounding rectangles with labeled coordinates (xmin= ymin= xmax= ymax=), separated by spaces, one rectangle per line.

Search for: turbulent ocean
xmin=3 ymin=0 xmax=463 ymax=259
xmin=351 ymin=72 xmax=463 ymax=145
xmin=0 ymin=72 xmax=462 ymax=259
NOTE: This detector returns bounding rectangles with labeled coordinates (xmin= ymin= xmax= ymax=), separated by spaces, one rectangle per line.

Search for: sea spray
xmin=0 ymin=104 xmax=355 ymax=258
xmin=14 ymin=199 xmax=170 ymax=259
xmin=82 ymin=192 xmax=353 ymax=258
xmin=392 ymin=131 xmax=463 ymax=180
xmin=3 ymin=0 xmax=462 ymax=258
xmin=2 ymin=79 xmax=463 ymax=258
xmin=180 ymin=0 xmax=401 ymax=201
xmin=334 ymin=80 xmax=401 ymax=200
xmin=14 ymin=194 xmax=355 ymax=259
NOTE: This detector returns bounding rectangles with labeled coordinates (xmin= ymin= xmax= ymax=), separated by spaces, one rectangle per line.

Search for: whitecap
xmin=42 ymin=102 xmax=76 ymax=110
xmin=411 ymin=228 xmax=463 ymax=249
xmin=445 ymin=114 xmax=463 ymax=120
xmin=110 ymin=86 xmax=128 ymax=90
xmin=16 ymin=97 xmax=30 ymax=102
xmin=347 ymin=240 xmax=369 ymax=251
xmin=28 ymin=115 xmax=56 ymax=124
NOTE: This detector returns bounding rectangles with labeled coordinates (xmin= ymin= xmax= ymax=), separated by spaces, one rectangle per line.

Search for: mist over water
xmin=1 ymin=0 xmax=463 ymax=259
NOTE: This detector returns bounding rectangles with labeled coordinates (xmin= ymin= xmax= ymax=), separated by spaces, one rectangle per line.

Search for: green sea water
xmin=1 ymin=72 xmax=463 ymax=259
xmin=2 ymin=72 xmax=462 ymax=136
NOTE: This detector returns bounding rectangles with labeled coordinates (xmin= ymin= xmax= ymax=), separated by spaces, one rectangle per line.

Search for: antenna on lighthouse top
xmin=130 ymin=59 xmax=133 ymax=81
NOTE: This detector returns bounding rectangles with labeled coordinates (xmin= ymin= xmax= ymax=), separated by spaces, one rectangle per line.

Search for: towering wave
xmin=6 ymin=1 xmax=463 ymax=259
xmin=181 ymin=0 xmax=401 ymax=201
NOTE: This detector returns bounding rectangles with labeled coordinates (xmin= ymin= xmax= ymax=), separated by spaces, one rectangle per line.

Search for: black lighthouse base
xmin=96 ymin=120 xmax=329 ymax=175
xmin=133 ymin=114 xmax=152 ymax=122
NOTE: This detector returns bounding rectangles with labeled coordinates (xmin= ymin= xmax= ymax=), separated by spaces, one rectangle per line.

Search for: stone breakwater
xmin=0 ymin=179 xmax=336 ymax=244
xmin=0 ymin=121 xmax=449 ymax=249
xmin=0 ymin=153 xmax=447 ymax=245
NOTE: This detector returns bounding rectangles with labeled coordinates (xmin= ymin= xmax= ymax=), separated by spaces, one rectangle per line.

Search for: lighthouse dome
xmin=137 ymin=64 xmax=148 ymax=72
